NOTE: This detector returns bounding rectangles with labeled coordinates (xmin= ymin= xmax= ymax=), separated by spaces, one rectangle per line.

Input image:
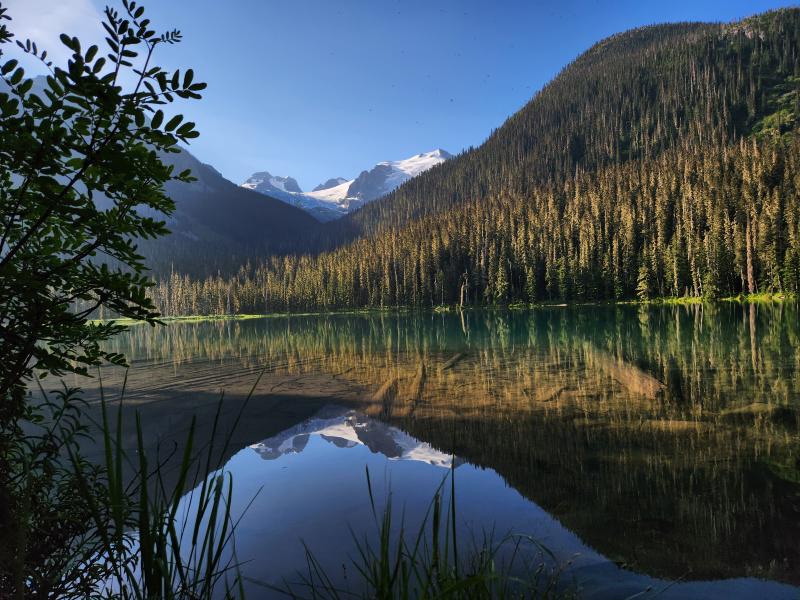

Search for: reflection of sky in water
xmin=195 ymin=407 xmax=800 ymax=600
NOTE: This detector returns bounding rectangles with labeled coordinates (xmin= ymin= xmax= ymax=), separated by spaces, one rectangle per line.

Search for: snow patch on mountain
xmin=241 ymin=171 xmax=303 ymax=196
xmin=312 ymin=177 xmax=348 ymax=192
xmin=304 ymin=178 xmax=354 ymax=203
xmin=348 ymin=149 xmax=452 ymax=205
xmin=389 ymin=149 xmax=452 ymax=178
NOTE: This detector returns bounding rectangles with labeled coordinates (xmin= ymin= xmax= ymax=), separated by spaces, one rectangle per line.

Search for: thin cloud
xmin=4 ymin=0 xmax=104 ymax=73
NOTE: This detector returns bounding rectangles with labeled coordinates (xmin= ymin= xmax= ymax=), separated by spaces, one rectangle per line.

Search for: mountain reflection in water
xmin=249 ymin=405 xmax=454 ymax=467
xmin=189 ymin=406 xmax=799 ymax=600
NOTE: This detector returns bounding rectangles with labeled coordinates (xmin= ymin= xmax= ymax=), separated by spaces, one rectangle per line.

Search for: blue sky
xmin=6 ymin=0 xmax=797 ymax=189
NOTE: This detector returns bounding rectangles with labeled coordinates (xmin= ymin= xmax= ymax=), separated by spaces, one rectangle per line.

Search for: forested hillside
xmin=332 ymin=9 xmax=799 ymax=238
xmin=151 ymin=9 xmax=800 ymax=313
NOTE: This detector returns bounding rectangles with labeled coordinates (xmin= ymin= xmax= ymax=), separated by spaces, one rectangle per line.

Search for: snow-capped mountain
xmin=241 ymin=171 xmax=303 ymax=198
xmin=249 ymin=405 xmax=456 ymax=468
xmin=240 ymin=149 xmax=451 ymax=222
xmin=348 ymin=149 xmax=452 ymax=203
xmin=240 ymin=170 xmax=342 ymax=221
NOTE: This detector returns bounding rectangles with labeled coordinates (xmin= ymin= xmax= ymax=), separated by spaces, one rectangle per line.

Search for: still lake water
xmin=94 ymin=304 xmax=800 ymax=598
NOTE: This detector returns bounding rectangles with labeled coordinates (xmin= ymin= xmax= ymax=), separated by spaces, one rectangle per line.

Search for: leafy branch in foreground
xmin=0 ymin=1 xmax=218 ymax=597
xmin=0 ymin=0 xmax=204 ymax=411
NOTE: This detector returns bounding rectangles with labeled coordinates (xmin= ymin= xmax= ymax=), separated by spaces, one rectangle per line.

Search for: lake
xmin=71 ymin=304 xmax=800 ymax=598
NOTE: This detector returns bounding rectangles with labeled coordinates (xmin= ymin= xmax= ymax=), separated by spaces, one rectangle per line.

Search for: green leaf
xmin=60 ymin=33 xmax=75 ymax=50
xmin=9 ymin=67 xmax=24 ymax=86
xmin=176 ymin=121 xmax=195 ymax=136
xmin=1 ymin=59 xmax=17 ymax=75
xmin=164 ymin=114 xmax=182 ymax=131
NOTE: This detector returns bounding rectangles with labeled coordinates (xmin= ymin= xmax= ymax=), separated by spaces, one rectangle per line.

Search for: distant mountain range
xmin=241 ymin=149 xmax=452 ymax=221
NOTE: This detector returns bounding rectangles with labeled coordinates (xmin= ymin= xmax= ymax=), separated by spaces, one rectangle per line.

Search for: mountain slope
xmin=345 ymin=149 xmax=452 ymax=204
xmin=154 ymin=8 xmax=800 ymax=310
xmin=335 ymin=10 xmax=800 ymax=239
xmin=140 ymin=149 xmax=321 ymax=276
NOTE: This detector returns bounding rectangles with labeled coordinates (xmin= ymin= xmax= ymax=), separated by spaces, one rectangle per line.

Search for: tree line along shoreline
xmin=85 ymin=293 xmax=796 ymax=323
xmin=126 ymin=136 xmax=800 ymax=317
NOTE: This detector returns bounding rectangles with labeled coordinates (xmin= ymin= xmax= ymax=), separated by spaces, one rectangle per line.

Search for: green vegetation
xmin=144 ymin=9 xmax=800 ymax=315
xmin=3 ymin=0 xmax=799 ymax=596
xmin=86 ymin=385 xmax=246 ymax=600
xmin=152 ymin=134 xmax=800 ymax=313
xmin=0 ymin=0 xmax=205 ymax=406
xmin=0 ymin=2 xmax=244 ymax=597
xmin=2 ymin=378 xmax=246 ymax=598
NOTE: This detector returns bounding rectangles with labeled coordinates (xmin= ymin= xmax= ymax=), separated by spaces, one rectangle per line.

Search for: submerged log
xmin=395 ymin=362 xmax=427 ymax=418
xmin=590 ymin=348 xmax=665 ymax=399
xmin=408 ymin=362 xmax=427 ymax=401
xmin=720 ymin=403 xmax=797 ymax=428
xmin=642 ymin=419 xmax=711 ymax=433
xmin=366 ymin=377 xmax=399 ymax=418
xmin=440 ymin=352 xmax=466 ymax=372
xmin=529 ymin=384 xmax=566 ymax=404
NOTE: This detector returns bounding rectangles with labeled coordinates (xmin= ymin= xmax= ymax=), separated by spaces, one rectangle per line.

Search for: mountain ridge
xmin=332 ymin=11 xmax=800 ymax=240
xmin=141 ymin=147 xmax=322 ymax=276
xmin=240 ymin=149 xmax=452 ymax=222
xmin=313 ymin=177 xmax=348 ymax=192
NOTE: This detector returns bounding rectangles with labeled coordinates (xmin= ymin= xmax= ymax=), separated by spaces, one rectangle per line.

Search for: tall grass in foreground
xmin=3 ymin=372 xmax=259 ymax=599
xmin=73 ymin=372 xmax=255 ymax=599
xmin=274 ymin=466 xmax=573 ymax=600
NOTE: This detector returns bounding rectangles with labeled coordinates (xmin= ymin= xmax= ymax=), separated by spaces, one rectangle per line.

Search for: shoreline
xmin=88 ymin=292 xmax=796 ymax=325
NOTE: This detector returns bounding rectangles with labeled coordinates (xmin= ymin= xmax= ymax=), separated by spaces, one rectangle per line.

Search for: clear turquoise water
xmin=106 ymin=304 xmax=800 ymax=597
